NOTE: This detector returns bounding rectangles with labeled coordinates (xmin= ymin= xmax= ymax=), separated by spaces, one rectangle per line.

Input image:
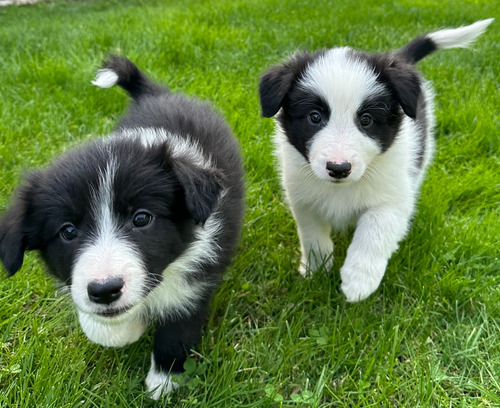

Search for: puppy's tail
xmin=92 ymin=55 xmax=167 ymax=100
xmin=397 ymin=18 xmax=494 ymax=64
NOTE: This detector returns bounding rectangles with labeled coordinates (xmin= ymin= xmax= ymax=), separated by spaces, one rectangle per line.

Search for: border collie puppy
xmin=259 ymin=19 xmax=493 ymax=302
xmin=0 ymin=56 xmax=244 ymax=399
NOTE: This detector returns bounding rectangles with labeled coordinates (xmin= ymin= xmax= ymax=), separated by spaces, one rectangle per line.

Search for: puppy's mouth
xmin=94 ymin=304 xmax=134 ymax=319
xmin=329 ymin=178 xmax=352 ymax=185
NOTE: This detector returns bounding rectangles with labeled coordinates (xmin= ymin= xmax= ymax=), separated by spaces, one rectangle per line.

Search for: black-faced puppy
xmin=259 ymin=19 xmax=493 ymax=302
xmin=0 ymin=56 xmax=244 ymax=399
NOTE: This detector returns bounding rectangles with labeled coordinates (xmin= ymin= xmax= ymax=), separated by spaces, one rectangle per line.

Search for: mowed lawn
xmin=0 ymin=0 xmax=498 ymax=407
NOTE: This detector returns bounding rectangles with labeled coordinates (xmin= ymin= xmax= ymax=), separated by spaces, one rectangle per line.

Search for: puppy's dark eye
xmin=308 ymin=111 xmax=322 ymax=125
xmin=60 ymin=224 xmax=78 ymax=241
xmin=360 ymin=113 xmax=373 ymax=127
xmin=133 ymin=211 xmax=153 ymax=228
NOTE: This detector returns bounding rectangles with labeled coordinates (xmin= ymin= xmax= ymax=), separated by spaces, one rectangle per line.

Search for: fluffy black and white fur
xmin=0 ymin=56 xmax=244 ymax=399
xmin=259 ymin=19 xmax=493 ymax=302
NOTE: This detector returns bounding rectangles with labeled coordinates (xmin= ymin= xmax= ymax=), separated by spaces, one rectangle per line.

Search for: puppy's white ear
xmin=172 ymin=159 xmax=224 ymax=225
xmin=259 ymin=51 xmax=315 ymax=117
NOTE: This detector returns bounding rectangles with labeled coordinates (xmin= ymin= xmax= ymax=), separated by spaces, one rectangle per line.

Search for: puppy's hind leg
xmin=291 ymin=204 xmax=333 ymax=277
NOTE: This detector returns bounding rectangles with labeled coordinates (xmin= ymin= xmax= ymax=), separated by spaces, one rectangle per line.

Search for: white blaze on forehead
xmin=299 ymin=47 xmax=387 ymax=120
xmin=94 ymin=157 xmax=117 ymax=240
xmin=88 ymin=157 xmax=141 ymax=280
xmin=70 ymin=155 xmax=146 ymax=315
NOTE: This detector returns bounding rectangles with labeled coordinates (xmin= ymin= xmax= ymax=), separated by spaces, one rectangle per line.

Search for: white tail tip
xmin=428 ymin=18 xmax=494 ymax=50
xmin=91 ymin=68 xmax=119 ymax=88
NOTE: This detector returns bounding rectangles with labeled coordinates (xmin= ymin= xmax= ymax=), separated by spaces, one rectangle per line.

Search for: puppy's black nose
xmin=87 ymin=277 xmax=124 ymax=305
xmin=326 ymin=161 xmax=352 ymax=179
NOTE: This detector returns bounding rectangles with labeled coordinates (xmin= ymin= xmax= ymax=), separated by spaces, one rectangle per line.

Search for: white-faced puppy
xmin=0 ymin=56 xmax=244 ymax=399
xmin=259 ymin=19 xmax=493 ymax=302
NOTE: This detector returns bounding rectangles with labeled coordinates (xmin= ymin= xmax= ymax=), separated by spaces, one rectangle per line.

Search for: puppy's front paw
xmin=298 ymin=262 xmax=311 ymax=278
xmin=145 ymin=363 xmax=179 ymax=400
xmin=340 ymin=258 xmax=387 ymax=302
xmin=298 ymin=251 xmax=333 ymax=277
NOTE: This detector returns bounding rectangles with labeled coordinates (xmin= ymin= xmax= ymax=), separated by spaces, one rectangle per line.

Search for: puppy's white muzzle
xmin=78 ymin=310 xmax=147 ymax=347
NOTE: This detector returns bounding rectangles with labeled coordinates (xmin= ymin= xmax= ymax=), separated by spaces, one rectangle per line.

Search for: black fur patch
xmin=278 ymin=87 xmax=330 ymax=160
xmin=259 ymin=50 xmax=326 ymax=118
xmin=351 ymin=49 xmax=429 ymax=159
xmin=355 ymin=93 xmax=404 ymax=152
xmin=102 ymin=55 xmax=167 ymax=100
xmin=396 ymin=36 xmax=437 ymax=64
xmin=0 ymin=139 xmax=198 ymax=285
xmin=259 ymin=50 xmax=328 ymax=160
xmin=352 ymin=50 xmax=423 ymax=120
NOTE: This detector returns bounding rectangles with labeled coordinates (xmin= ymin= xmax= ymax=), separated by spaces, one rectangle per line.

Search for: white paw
xmin=340 ymin=258 xmax=387 ymax=302
xmin=298 ymin=262 xmax=311 ymax=278
xmin=146 ymin=372 xmax=179 ymax=400
xmin=145 ymin=355 xmax=180 ymax=400
xmin=298 ymin=252 xmax=333 ymax=277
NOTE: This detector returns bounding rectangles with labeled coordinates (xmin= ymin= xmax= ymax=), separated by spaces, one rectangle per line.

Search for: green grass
xmin=0 ymin=0 xmax=498 ymax=406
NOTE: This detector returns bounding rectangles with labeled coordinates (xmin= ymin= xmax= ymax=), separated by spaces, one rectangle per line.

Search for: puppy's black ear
xmin=259 ymin=51 xmax=315 ymax=118
xmin=172 ymin=159 xmax=224 ymax=225
xmin=384 ymin=63 xmax=422 ymax=119
xmin=0 ymin=206 xmax=27 ymax=276
xmin=259 ymin=66 xmax=296 ymax=118
xmin=0 ymin=172 xmax=42 ymax=276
